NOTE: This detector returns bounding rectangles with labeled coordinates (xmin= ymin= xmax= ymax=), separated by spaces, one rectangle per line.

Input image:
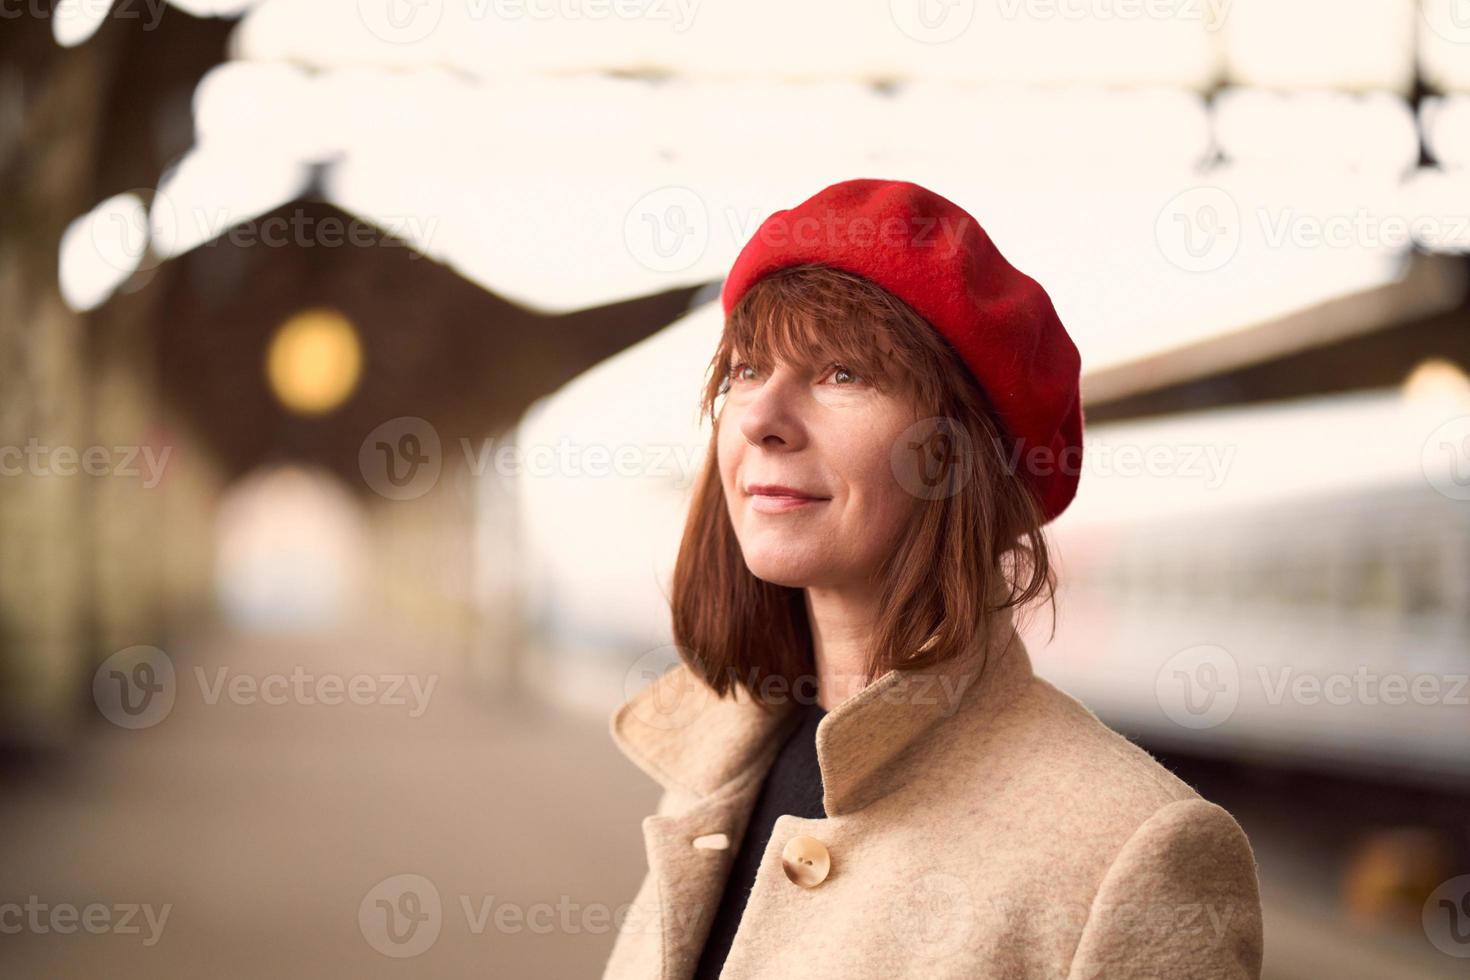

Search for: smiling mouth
xmin=749 ymin=495 xmax=827 ymax=513
xmin=745 ymin=484 xmax=831 ymax=501
xmin=745 ymin=484 xmax=831 ymax=513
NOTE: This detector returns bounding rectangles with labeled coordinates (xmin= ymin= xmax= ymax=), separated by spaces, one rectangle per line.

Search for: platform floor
xmin=0 ymin=627 xmax=1458 ymax=978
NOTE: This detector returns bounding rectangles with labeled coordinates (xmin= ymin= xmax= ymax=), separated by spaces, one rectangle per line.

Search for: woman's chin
xmin=742 ymin=554 xmax=828 ymax=589
xmin=742 ymin=548 xmax=856 ymax=589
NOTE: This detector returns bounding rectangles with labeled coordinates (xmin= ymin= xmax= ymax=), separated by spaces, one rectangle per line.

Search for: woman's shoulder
xmin=886 ymin=667 xmax=1261 ymax=962
xmin=931 ymin=670 xmax=1207 ymax=833
xmin=1022 ymin=675 xmax=1197 ymax=798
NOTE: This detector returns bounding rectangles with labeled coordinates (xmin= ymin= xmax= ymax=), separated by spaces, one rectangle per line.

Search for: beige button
xmin=781 ymin=835 xmax=831 ymax=888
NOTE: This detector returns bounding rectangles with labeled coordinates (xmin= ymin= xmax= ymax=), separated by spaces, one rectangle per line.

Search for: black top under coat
xmin=691 ymin=699 xmax=828 ymax=980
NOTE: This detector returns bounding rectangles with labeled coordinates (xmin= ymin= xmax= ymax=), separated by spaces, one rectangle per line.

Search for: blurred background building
xmin=2 ymin=1 xmax=1469 ymax=977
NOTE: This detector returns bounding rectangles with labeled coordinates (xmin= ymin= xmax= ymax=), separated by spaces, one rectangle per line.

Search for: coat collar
xmin=609 ymin=586 xmax=1032 ymax=816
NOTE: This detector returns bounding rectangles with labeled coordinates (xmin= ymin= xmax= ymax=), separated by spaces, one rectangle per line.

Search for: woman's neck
xmin=803 ymin=584 xmax=881 ymax=711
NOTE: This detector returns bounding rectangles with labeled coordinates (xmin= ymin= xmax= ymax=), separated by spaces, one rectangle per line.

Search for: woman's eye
xmin=728 ymin=361 xmax=757 ymax=383
xmin=829 ymin=364 xmax=860 ymax=385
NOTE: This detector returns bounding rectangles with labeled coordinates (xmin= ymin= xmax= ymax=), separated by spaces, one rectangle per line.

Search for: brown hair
xmin=670 ymin=263 xmax=1056 ymax=703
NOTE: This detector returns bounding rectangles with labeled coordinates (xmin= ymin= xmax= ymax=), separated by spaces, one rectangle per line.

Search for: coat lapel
xmin=610 ymin=665 xmax=800 ymax=979
xmin=815 ymin=598 xmax=1027 ymax=815
xmin=637 ymin=767 xmax=767 ymax=979
xmin=607 ymin=582 xmax=1031 ymax=978
xmin=610 ymin=660 xmax=795 ymax=798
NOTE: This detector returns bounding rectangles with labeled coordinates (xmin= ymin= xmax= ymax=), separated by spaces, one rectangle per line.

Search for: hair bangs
xmin=704 ymin=264 xmax=935 ymax=420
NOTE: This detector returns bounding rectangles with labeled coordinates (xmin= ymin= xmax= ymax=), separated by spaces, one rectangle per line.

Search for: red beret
xmin=720 ymin=178 xmax=1084 ymax=524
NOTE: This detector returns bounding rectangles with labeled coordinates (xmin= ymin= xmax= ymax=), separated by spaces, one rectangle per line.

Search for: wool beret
xmin=720 ymin=178 xmax=1084 ymax=524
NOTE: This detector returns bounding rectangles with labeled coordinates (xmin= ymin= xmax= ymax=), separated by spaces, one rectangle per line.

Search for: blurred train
xmin=1032 ymin=371 xmax=1470 ymax=790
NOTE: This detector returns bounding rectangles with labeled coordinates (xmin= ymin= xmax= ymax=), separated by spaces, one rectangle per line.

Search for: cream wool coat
xmin=601 ymin=598 xmax=1264 ymax=980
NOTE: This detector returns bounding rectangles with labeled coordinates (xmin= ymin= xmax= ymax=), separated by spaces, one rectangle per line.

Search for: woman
xmin=601 ymin=179 xmax=1263 ymax=979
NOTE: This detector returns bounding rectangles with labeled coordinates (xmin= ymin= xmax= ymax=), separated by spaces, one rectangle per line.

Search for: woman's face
xmin=716 ymin=351 xmax=920 ymax=590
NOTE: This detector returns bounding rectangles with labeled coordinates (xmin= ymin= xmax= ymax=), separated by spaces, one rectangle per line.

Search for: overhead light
xmin=265 ymin=308 xmax=364 ymax=416
xmin=57 ymin=192 xmax=148 ymax=312
xmin=52 ymin=0 xmax=116 ymax=48
xmin=1402 ymin=357 xmax=1470 ymax=408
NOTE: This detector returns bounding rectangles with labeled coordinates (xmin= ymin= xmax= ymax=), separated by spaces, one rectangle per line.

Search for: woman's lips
xmin=749 ymin=494 xmax=828 ymax=514
xmin=746 ymin=484 xmax=831 ymax=514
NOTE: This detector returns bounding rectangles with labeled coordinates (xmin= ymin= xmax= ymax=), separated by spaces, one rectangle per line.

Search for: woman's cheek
xmin=715 ymin=423 xmax=741 ymax=490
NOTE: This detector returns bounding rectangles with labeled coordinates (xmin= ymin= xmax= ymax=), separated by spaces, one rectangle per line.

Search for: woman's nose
xmin=738 ymin=370 xmax=808 ymax=450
